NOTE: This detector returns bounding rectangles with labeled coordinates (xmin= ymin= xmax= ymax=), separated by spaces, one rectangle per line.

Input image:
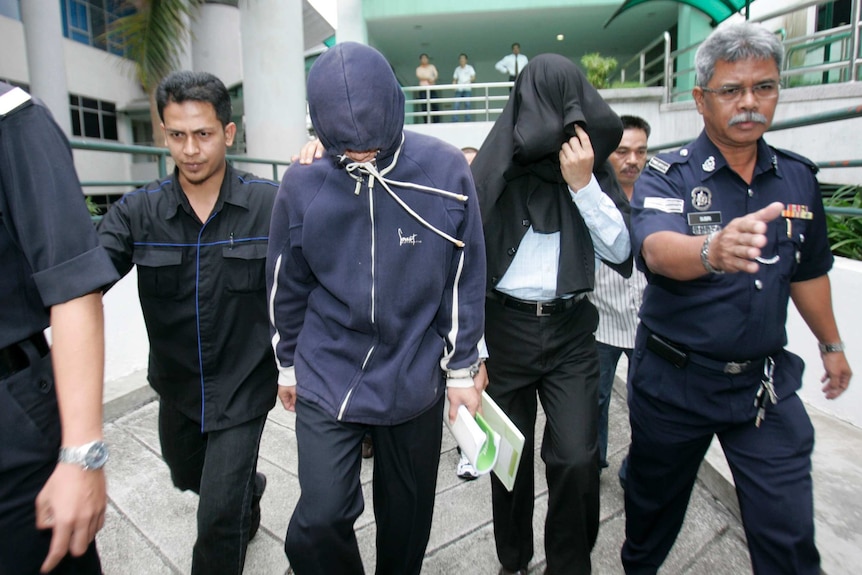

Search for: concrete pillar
xmin=191 ymin=3 xmax=242 ymax=86
xmin=20 ymin=0 xmax=71 ymax=134
xmin=336 ymin=0 xmax=367 ymax=44
xmin=177 ymin=9 xmax=193 ymax=72
xmin=676 ymin=5 xmax=713 ymax=100
xmin=240 ymin=0 xmax=307 ymax=176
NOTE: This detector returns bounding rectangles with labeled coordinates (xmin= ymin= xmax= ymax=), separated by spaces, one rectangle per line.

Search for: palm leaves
xmin=109 ymin=0 xmax=202 ymax=92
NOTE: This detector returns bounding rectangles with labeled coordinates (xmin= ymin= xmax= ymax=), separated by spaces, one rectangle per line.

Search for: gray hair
xmin=695 ymin=22 xmax=784 ymax=87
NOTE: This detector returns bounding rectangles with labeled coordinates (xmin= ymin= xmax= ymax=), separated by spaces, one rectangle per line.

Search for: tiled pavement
xmin=96 ymin=369 xmax=754 ymax=575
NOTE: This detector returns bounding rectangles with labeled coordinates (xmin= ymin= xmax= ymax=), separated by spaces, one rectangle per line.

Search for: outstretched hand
xmin=707 ymin=201 xmax=783 ymax=274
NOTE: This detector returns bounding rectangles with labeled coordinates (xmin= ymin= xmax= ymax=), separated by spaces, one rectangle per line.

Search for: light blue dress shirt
xmin=495 ymin=174 xmax=630 ymax=302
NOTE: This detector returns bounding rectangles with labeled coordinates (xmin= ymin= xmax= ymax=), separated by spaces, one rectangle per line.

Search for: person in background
xmin=453 ymin=53 xmax=477 ymax=122
xmin=97 ymin=71 xmax=277 ymax=575
xmin=0 ymin=81 xmax=118 ymax=574
xmin=623 ymin=23 xmax=852 ymax=574
xmin=416 ymin=53 xmax=440 ymax=124
xmin=591 ymin=115 xmax=651 ymax=476
xmin=495 ymin=43 xmax=529 ymax=84
xmin=471 ymin=54 xmax=631 ymax=575
xmin=269 ymin=42 xmax=486 ymax=575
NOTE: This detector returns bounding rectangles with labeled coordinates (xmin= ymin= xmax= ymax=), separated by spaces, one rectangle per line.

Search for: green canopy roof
xmin=604 ymin=0 xmax=752 ymax=28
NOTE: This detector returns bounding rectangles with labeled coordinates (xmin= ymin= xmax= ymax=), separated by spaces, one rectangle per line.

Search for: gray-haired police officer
xmin=0 ymin=82 xmax=119 ymax=574
xmin=623 ymin=23 xmax=852 ymax=574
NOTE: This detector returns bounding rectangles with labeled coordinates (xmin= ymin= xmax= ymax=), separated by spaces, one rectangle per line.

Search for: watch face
xmin=84 ymin=442 xmax=109 ymax=469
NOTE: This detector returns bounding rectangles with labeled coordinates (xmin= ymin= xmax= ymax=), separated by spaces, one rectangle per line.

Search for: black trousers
xmin=0 ymin=340 xmax=100 ymax=575
xmin=285 ymin=394 xmax=444 ymax=575
xmin=485 ymin=296 xmax=601 ymax=574
xmin=622 ymin=330 xmax=819 ymax=574
xmin=158 ymin=402 xmax=267 ymax=575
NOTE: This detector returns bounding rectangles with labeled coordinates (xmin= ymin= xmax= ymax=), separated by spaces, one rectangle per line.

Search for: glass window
xmin=69 ymin=93 xmax=118 ymax=141
xmin=59 ymin=0 xmax=134 ymax=56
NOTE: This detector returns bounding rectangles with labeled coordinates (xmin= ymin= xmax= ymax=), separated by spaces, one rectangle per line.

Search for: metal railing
xmin=613 ymin=0 xmax=861 ymax=102
xmin=71 ymin=139 xmax=291 ymax=191
xmin=71 ymin=104 xmax=861 ymax=220
xmin=617 ymin=32 xmax=671 ymax=87
xmin=648 ymin=104 xmax=862 ymax=217
xmin=402 ymin=82 xmax=513 ymax=123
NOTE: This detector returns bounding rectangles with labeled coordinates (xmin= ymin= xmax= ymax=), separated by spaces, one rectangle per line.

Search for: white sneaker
xmin=456 ymin=451 xmax=479 ymax=480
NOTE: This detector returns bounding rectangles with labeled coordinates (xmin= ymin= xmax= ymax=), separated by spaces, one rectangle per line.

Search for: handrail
xmin=619 ymin=32 xmax=669 ymax=85
xmin=70 ymin=139 xmax=291 ymax=184
xmin=402 ymin=81 xmax=513 ymax=123
xmin=850 ymin=0 xmax=861 ymax=82
xmin=649 ymin=105 xmax=862 ymax=152
xmin=646 ymin=104 xmax=862 ymax=216
xmin=620 ymin=0 xmax=860 ymax=102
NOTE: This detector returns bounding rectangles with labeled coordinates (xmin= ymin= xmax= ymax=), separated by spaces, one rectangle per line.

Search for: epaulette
xmin=646 ymin=148 xmax=691 ymax=174
xmin=0 ymin=86 xmax=32 ymax=118
xmin=771 ymin=146 xmax=819 ymax=174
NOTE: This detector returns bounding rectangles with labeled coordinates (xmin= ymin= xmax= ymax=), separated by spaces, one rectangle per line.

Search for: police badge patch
xmin=691 ymin=186 xmax=712 ymax=211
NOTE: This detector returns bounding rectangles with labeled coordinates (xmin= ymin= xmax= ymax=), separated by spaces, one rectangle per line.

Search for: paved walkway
xmin=95 ymin=366 xmax=755 ymax=574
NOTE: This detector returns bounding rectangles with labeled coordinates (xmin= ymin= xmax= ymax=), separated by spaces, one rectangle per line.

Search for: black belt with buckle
xmin=489 ymin=290 xmax=586 ymax=317
xmin=0 ymin=333 xmax=50 ymax=380
xmin=646 ymin=332 xmax=762 ymax=375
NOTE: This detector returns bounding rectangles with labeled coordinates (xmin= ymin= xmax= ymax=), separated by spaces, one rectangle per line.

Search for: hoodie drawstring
xmin=339 ymin=136 xmax=467 ymax=248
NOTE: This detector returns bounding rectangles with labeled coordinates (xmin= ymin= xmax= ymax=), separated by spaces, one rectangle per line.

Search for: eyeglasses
xmin=701 ymin=81 xmax=780 ymax=102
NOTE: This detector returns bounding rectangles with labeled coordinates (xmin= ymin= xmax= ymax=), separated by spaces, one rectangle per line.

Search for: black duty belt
xmin=489 ymin=290 xmax=587 ymax=317
xmin=0 ymin=333 xmax=50 ymax=380
xmin=646 ymin=331 xmax=764 ymax=375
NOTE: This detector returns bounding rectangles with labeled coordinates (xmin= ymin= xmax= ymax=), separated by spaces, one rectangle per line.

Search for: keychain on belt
xmin=754 ymin=356 xmax=778 ymax=428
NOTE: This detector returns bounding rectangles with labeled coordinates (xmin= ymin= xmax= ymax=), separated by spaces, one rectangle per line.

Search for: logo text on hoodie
xmin=398 ymin=228 xmax=422 ymax=246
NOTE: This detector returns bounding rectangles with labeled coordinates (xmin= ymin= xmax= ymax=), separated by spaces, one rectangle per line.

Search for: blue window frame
xmin=59 ymin=0 xmax=133 ymax=56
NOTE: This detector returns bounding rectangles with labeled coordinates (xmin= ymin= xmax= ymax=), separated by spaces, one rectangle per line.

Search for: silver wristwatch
xmin=818 ymin=341 xmax=845 ymax=354
xmin=700 ymin=232 xmax=725 ymax=275
xmin=58 ymin=440 xmax=109 ymax=470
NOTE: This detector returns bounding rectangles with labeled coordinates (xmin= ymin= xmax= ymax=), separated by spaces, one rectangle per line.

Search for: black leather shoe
xmin=249 ymin=472 xmax=267 ymax=540
xmin=498 ymin=568 xmax=529 ymax=575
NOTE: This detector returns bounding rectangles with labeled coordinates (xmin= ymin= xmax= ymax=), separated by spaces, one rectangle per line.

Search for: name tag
xmin=687 ymin=211 xmax=722 ymax=226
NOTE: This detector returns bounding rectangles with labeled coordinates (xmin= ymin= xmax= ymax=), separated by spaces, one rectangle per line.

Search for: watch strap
xmin=700 ymin=232 xmax=725 ymax=275
xmin=818 ymin=341 xmax=845 ymax=353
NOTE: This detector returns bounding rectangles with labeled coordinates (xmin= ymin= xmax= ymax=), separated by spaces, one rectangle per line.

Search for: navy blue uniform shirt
xmin=631 ymin=131 xmax=832 ymax=361
xmin=97 ymin=165 xmax=277 ymax=432
xmin=0 ymin=83 xmax=118 ymax=348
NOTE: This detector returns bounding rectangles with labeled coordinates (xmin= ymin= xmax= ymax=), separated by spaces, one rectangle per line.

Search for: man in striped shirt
xmin=591 ymin=115 xmax=651 ymax=472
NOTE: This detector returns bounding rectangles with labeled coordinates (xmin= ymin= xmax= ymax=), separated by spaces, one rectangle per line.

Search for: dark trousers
xmin=596 ymin=342 xmax=632 ymax=468
xmin=622 ymin=330 xmax=819 ymax=574
xmin=485 ymin=296 xmax=601 ymax=574
xmin=0 ymin=341 xmax=101 ymax=575
xmin=158 ymin=402 xmax=267 ymax=575
xmin=285 ymin=394 xmax=444 ymax=575
xmin=417 ymin=90 xmax=440 ymax=124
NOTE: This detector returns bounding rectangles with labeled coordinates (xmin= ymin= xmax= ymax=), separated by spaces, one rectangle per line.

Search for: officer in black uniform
xmin=0 ymin=82 xmax=119 ymax=574
xmin=623 ymin=23 xmax=852 ymax=574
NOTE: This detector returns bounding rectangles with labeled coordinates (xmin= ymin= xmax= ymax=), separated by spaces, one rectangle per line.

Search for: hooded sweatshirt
xmin=266 ymin=43 xmax=486 ymax=425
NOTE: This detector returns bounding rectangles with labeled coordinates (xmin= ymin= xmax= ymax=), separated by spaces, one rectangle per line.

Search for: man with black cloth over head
xmin=471 ymin=54 xmax=632 ymax=575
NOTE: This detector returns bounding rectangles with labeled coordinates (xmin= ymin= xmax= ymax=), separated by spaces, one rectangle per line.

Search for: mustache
xmin=728 ymin=112 xmax=768 ymax=126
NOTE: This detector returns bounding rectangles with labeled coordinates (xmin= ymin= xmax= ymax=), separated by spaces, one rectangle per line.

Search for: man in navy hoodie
xmin=267 ymin=43 xmax=487 ymax=574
